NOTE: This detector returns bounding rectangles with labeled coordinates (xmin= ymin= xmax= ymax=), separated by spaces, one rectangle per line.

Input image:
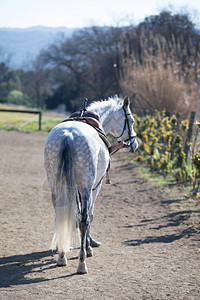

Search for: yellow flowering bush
xmin=135 ymin=111 xmax=194 ymax=183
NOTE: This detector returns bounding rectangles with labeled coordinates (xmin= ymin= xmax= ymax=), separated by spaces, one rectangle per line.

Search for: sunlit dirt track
xmin=0 ymin=131 xmax=199 ymax=300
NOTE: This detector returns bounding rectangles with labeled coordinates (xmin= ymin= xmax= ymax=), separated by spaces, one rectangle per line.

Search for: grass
xmin=124 ymin=156 xmax=200 ymax=215
xmin=0 ymin=104 xmax=67 ymax=133
xmin=124 ymin=155 xmax=192 ymax=193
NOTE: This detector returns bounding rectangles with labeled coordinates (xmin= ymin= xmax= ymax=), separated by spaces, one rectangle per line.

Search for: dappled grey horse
xmin=44 ymin=95 xmax=138 ymax=274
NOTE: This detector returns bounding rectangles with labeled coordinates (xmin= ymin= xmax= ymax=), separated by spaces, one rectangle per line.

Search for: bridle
xmin=112 ymin=106 xmax=137 ymax=152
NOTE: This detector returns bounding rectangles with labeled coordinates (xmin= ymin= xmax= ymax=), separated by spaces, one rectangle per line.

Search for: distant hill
xmin=0 ymin=26 xmax=76 ymax=69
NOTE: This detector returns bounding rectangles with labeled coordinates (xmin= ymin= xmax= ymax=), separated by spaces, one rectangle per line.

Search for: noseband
xmin=113 ymin=106 xmax=137 ymax=152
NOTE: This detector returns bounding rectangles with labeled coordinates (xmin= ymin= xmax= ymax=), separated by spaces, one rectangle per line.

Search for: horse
xmin=44 ymin=95 xmax=138 ymax=274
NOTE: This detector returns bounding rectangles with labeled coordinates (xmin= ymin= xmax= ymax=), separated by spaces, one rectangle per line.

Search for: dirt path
xmin=0 ymin=131 xmax=200 ymax=300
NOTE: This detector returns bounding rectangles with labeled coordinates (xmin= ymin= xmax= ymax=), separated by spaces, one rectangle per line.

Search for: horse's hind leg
xmin=51 ymin=191 xmax=68 ymax=266
xmin=57 ymin=251 xmax=67 ymax=266
xmin=77 ymin=190 xmax=92 ymax=274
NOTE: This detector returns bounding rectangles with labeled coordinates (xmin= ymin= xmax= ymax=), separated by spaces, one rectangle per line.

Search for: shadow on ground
xmin=0 ymin=250 xmax=78 ymax=288
xmin=124 ymin=209 xmax=200 ymax=246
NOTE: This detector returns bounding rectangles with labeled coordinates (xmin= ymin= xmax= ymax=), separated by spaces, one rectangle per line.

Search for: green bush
xmin=7 ymin=90 xmax=36 ymax=107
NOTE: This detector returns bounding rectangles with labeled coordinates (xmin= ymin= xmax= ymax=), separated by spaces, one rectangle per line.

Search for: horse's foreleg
xmin=88 ymin=185 xmax=102 ymax=248
xmin=86 ymin=225 xmax=93 ymax=257
xmin=90 ymin=235 xmax=101 ymax=248
xmin=87 ymin=213 xmax=101 ymax=249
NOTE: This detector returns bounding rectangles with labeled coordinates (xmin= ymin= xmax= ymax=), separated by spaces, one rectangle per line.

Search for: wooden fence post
xmin=0 ymin=109 xmax=42 ymax=131
xmin=170 ymin=113 xmax=181 ymax=160
xmin=184 ymin=111 xmax=196 ymax=161
xmin=39 ymin=111 xmax=42 ymax=131
xmin=176 ymin=112 xmax=181 ymax=134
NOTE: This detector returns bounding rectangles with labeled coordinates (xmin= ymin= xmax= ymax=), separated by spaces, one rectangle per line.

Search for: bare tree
xmin=38 ymin=26 xmax=123 ymax=109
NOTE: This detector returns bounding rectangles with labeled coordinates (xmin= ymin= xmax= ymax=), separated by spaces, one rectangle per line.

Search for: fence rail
xmin=0 ymin=109 xmax=42 ymax=130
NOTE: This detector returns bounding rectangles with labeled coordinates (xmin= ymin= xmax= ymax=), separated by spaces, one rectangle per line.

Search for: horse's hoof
xmin=87 ymin=246 xmax=93 ymax=257
xmin=90 ymin=237 xmax=101 ymax=247
xmin=77 ymin=261 xmax=88 ymax=274
xmin=57 ymin=256 xmax=67 ymax=266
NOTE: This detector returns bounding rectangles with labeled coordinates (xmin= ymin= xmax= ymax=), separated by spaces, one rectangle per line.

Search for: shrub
xmin=7 ymin=90 xmax=36 ymax=107
xmin=135 ymin=111 xmax=189 ymax=181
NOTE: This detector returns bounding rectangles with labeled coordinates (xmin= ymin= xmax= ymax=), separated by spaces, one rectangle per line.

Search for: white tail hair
xmin=51 ymin=134 xmax=78 ymax=253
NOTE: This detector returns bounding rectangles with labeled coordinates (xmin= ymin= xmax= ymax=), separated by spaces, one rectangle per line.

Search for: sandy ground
xmin=0 ymin=131 xmax=200 ymax=300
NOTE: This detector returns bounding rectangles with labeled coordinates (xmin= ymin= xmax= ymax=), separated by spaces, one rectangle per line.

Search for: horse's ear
xmin=113 ymin=94 xmax=118 ymax=100
xmin=123 ymin=96 xmax=130 ymax=108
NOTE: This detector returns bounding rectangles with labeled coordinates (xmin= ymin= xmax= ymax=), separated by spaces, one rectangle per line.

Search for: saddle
xmin=62 ymin=110 xmax=101 ymax=129
xmin=62 ymin=110 xmax=112 ymax=153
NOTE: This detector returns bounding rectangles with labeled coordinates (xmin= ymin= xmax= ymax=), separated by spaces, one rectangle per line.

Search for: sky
xmin=0 ymin=0 xmax=200 ymax=29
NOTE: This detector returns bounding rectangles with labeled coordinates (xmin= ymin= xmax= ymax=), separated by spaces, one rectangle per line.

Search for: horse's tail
xmin=51 ymin=134 xmax=78 ymax=253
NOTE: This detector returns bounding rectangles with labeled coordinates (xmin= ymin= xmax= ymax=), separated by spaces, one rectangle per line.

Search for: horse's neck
xmin=90 ymin=102 xmax=117 ymax=135
xmin=100 ymin=111 xmax=115 ymax=135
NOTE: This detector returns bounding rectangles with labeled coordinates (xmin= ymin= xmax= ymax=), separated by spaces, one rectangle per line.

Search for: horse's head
xmin=88 ymin=94 xmax=138 ymax=152
xmin=110 ymin=95 xmax=138 ymax=152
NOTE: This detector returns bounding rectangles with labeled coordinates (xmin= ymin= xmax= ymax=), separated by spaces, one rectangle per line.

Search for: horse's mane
xmin=88 ymin=96 xmax=123 ymax=114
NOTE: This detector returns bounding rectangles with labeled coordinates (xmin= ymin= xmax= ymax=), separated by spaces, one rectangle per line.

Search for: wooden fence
xmin=0 ymin=109 xmax=42 ymax=130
